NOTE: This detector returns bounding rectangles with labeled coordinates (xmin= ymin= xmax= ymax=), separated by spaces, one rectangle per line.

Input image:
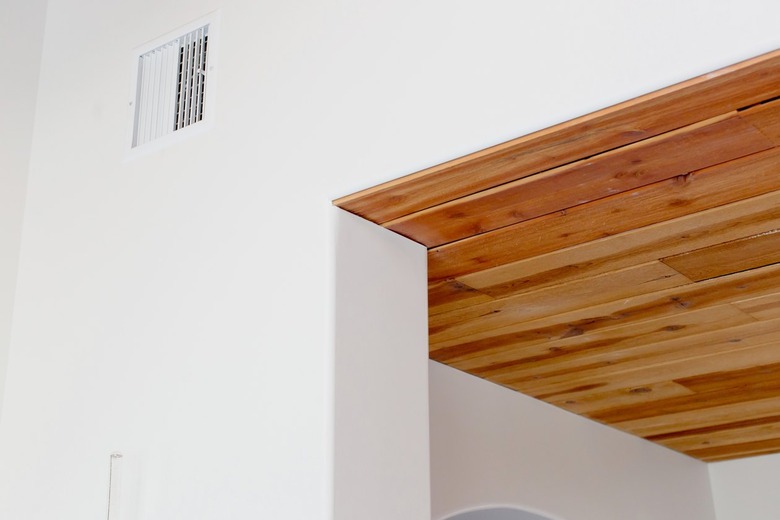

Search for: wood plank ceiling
xmin=334 ymin=50 xmax=780 ymax=462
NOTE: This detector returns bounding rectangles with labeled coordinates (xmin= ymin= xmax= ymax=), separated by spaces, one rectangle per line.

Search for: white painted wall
xmin=709 ymin=453 xmax=780 ymax=520
xmin=429 ymin=362 xmax=717 ymax=520
xmin=0 ymin=0 xmax=47 ymax=422
xmin=0 ymin=0 xmax=779 ymax=519
xmin=334 ymin=210 xmax=429 ymax=519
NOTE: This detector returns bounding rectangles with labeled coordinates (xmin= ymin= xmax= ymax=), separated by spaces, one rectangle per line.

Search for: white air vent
xmin=131 ymin=16 xmax=217 ymax=150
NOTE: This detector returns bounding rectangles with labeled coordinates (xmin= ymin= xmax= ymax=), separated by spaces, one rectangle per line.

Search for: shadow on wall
xmin=444 ymin=507 xmax=558 ymax=520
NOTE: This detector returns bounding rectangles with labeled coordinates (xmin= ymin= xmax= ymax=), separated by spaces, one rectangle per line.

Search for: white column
xmin=333 ymin=209 xmax=430 ymax=519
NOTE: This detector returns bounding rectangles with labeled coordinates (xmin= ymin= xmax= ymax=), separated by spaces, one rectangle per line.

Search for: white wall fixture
xmin=106 ymin=452 xmax=123 ymax=520
xmin=129 ymin=13 xmax=219 ymax=152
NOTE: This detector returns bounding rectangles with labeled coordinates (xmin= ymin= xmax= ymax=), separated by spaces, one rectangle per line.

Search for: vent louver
xmin=132 ymin=25 xmax=209 ymax=148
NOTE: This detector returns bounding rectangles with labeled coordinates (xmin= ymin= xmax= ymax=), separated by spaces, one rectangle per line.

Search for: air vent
xmin=132 ymin=24 xmax=211 ymax=148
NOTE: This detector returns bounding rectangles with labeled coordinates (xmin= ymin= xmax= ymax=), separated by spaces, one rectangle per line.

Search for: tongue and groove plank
xmin=513 ymin=336 xmax=780 ymax=404
xmin=387 ymin=114 xmax=774 ymax=247
xmin=690 ymin=438 xmax=780 ymax=462
xmin=459 ymin=312 xmax=777 ymax=386
xmin=431 ymin=261 xmax=780 ymax=349
xmin=444 ymin=305 xmax=755 ymax=372
xmin=652 ymin=418 xmax=780 ymax=453
xmin=545 ymin=381 xmax=695 ymax=416
xmin=661 ymin=230 xmax=780 ymax=282
xmin=428 ymin=279 xmax=494 ymax=316
xmin=434 ymin=304 xmax=752 ymax=372
xmin=589 ymin=363 xmax=780 ymax=424
xmin=619 ymin=396 xmax=780 ymax=438
xmin=429 ymin=148 xmax=780 ymax=284
xmin=334 ymin=49 xmax=780 ymax=225
xmin=445 ymin=187 xmax=780 ymax=297
xmin=335 ymin=51 xmax=780 ymax=462
xmin=733 ymin=292 xmax=780 ymax=320
xmin=742 ymin=97 xmax=780 ymax=144
xmin=429 ymin=262 xmax=689 ymax=342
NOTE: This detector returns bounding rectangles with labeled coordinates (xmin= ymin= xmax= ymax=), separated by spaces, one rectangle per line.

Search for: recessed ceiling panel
xmin=335 ymin=50 xmax=780 ymax=462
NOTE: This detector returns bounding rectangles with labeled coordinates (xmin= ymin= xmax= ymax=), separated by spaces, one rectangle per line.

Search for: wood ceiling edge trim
xmin=333 ymin=48 xmax=780 ymax=225
xmin=384 ymin=112 xmax=773 ymax=247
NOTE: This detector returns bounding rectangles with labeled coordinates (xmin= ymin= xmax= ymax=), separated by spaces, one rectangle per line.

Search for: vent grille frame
xmin=128 ymin=12 xmax=219 ymax=154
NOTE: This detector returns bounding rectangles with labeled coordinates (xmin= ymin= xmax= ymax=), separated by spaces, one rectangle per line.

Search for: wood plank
xmin=678 ymin=362 xmax=780 ymax=393
xmin=461 ymin=309 xmax=768 ymax=384
xmin=588 ymin=363 xmax=780 ymax=424
xmin=448 ymin=187 xmax=780 ymax=296
xmin=429 ymin=262 xmax=690 ymax=342
xmin=618 ymin=396 xmax=780 ymax=438
xmin=687 ymin=437 xmax=780 ymax=462
xmin=733 ymin=292 xmax=780 ymax=320
xmin=741 ymin=97 xmax=780 ymax=144
xmin=432 ymin=302 xmax=752 ymax=368
xmin=551 ymin=381 xmax=694 ymax=416
xmin=525 ymin=338 xmax=780 ymax=406
xmin=661 ymin=230 xmax=780 ymax=281
xmin=334 ymin=50 xmax=780 ymax=224
xmin=428 ymin=279 xmax=493 ymax=316
xmin=387 ymin=115 xmax=773 ymax=247
xmin=430 ymin=149 xmax=780 ymax=284
xmin=659 ymin=421 xmax=780 ymax=455
xmin=645 ymin=409 xmax=780 ymax=444
xmin=431 ymin=262 xmax=780 ymax=350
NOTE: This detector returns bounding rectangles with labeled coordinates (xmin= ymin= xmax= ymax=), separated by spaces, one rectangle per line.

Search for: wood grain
xmin=337 ymin=50 xmax=780 ymax=461
xmin=661 ymin=230 xmax=780 ymax=281
xmin=428 ymin=279 xmax=493 ymax=316
xmin=387 ymin=115 xmax=773 ymax=247
xmin=429 ymin=149 xmax=780 ymax=283
xmin=651 ymin=416 xmax=780 ymax=452
xmin=550 ymin=381 xmax=695 ymax=416
xmin=452 ymin=187 xmax=780 ymax=294
xmin=733 ymin=292 xmax=780 ymax=320
xmin=431 ymin=302 xmax=753 ymax=367
xmin=458 ymin=310 xmax=771 ymax=383
xmin=589 ymin=363 xmax=780 ymax=424
xmin=618 ymin=396 xmax=780 ymax=438
xmin=429 ymin=262 xmax=690 ymax=342
xmin=689 ymin=438 xmax=780 ymax=462
xmin=517 ymin=336 xmax=780 ymax=403
xmin=334 ymin=50 xmax=780 ymax=224
xmin=432 ymin=262 xmax=780 ymax=349
xmin=741 ymin=97 xmax=780 ymax=144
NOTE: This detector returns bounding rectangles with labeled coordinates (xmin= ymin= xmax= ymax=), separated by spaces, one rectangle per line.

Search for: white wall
xmin=334 ymin=211 xmax=429 ymax=519
xmin=429 ymin=362 xmax=717 ymax=520
xmin=1 ymin=0 xmax=779 ymax=519
xmin=709 ymin=453 xmax=780 ymax=520
xmin=0 ymin=0 xmax=47 ymax=422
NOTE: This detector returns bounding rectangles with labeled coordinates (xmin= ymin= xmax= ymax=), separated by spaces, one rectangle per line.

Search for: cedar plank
xmin=431 ymin=303 xmax=750 ymax=367
xmin=428 ymin=279 xmax=493 ymax=316
xmin=335 ymin=50 xmax=780 ymax=224
xmin=451 ymin=186 xmax=780 ymax=297
xmin=588 ymin=363 xmax=780 ymax=424
xmin=661 ymin=230 xmax=780 ymax=282
xmin=430 ymin=148 xmax=780 ymax=283
xmin=618 ymin=396 xmax=780 ymax=438
xmin=462 ymin=309 xmax=771 ymax=384
xmin=657 ymin=420 xmax=780 ymax=453
xmin=517 ymin=338 xmax=780 ymax=403
xmin=741 ymin=97 xmax=780 ymax=144
xmin=689 ymin=438 xmax=780 ymax=462
xmin=733 ymin=292 xmax=780 ymax=320
xmin=429 ymin=262 xmax=689 ymax=342
xmin=431 ymin=262 xmax=780 ymax=349
xmin=387 ymin=115 xmax=773 ymax=247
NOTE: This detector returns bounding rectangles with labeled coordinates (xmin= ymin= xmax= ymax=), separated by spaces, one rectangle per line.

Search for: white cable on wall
xmin=107 ymin=452 xmax=123 ymax=520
